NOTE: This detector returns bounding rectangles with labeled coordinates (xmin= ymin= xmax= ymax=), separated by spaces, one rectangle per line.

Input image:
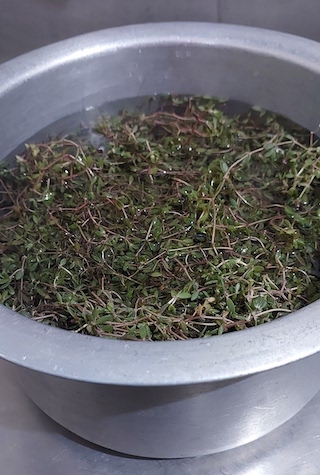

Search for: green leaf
xmin=176 ymin=292 xmax=192 ymax=299
xmin=15 ymin=269 xmax=24 ymax=280
xmin=253 ymin=296 xmax=267 ymax=311
xmin=191 ymin=291 xmax=199 ymax=301
xmin=96 ymin=315 xmax=112 ymax=324
xmin=220 ymin=161 xmax=228 ymax=174
xmin=226 ymin=297 xmax=236 ymax=315
xmin=138 ymin=324 xmax=148 ymax=340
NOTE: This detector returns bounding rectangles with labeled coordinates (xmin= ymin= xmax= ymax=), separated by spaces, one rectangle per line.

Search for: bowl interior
xmin=1 ymin=23 xmax=320 ymax=160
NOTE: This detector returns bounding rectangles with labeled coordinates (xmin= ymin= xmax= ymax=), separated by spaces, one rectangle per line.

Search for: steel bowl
xmin=1 ymin=23 xmax=320 ymax=459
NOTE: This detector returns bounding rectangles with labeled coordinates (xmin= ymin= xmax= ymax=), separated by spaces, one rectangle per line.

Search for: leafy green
xmin=0 ymin=95 xmax=319 ymax=340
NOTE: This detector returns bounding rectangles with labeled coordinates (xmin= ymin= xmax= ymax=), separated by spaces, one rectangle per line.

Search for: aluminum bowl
xmin=1 ymin=23 xmax=320 ymax=459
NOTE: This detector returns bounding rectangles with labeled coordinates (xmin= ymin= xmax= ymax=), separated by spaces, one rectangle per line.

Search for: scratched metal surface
xmin=0 ymin=359 xmax=319 ymax=475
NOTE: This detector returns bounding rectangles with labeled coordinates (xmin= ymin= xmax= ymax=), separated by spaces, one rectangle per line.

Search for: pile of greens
xmin=1 ymin=95 xmax=320 ymax=340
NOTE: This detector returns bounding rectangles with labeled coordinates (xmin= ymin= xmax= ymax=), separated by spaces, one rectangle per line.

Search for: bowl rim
xmin=1 ymin=21 xmax=320 ymax=386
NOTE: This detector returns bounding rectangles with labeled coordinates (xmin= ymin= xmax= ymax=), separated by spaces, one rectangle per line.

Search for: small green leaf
xmin=176 ymin=292 xmax=192 ymax=299
xmin=191 ymin=291 xmax=199 ymax=301
xmin=220 ymin=161 xmax=228 ymax=173
xmin=138 ymin=324 xmax=148 ymax=340
xmin=96 ymin=315 xmax=112 ymax=324
xmin=253 ymin=297 xmax=267 ymax=311
xmin=0 ymin=276 xmax=10 ymax=285
xmin=226 ymin=297 xmax=236 ymax=315
xmin=15 ymin=269 xmax=24 ymax=280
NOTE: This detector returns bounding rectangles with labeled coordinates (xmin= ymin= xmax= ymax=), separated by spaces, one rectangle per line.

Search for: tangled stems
xmin=1 ymin=95 xmax=320 ymax=340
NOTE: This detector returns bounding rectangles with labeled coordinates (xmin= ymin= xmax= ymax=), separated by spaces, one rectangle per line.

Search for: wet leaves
xmin=0 ymin=95 xmax=320 ymax=340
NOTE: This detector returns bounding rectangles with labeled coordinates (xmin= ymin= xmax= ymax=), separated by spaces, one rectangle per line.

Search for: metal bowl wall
xmin=1 ymin=0 xmax=320 ymax=63
xmin=1 ymin=23 xmax=320 ymax=458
